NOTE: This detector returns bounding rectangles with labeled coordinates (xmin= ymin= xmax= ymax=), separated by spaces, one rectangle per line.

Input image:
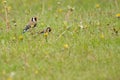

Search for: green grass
xmin=0 ymin=0 xmax=120 ymax=80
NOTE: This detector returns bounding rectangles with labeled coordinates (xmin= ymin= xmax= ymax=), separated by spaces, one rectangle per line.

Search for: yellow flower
xmin=8 ymin=6 xmax=12 ymax=11
xmin=58 ymin=8 xmax=63 ymax=13
xmin=35 ymin=70 xmax=38 ymax=74
xmin=7 ymin=77 xmax=12 ymax=80
xmin=12 ymin=37 xmax=16 ymax=41
xmin=85 ymin=25 xmax=88 ymax=28
xmin=95 ymin=4 xmax=100 ymax=8
xmin=44 ymin=32 xmax=48 ymax=37
xmin=96 ymin=21 xmax=100 ymax=26
xmin=100 ymin=33 xmax=104 ymax=39
xmin=64 ymin=44 xmax=69 ymax=49
xmin=57 ymin=1 xmax=61 ymax=5
xmin=116 ymin=13 xmax=120 ymax=18
xmin=2 ymin=70 xmax=6 ymax=75
xmin=63 ymin=21 xmax=68 ymax=26
xmin=41 ymin=22 xmax=44 ymax=26
xmin=55 ymin=15 xmax=58 ymax=18
xmin=19 ymin=35 xmax=23 ymax=40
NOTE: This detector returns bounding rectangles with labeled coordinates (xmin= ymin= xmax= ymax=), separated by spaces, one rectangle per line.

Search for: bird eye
xmin=31 ymin=17 xmax=33 ymax=21
xmin=34 ymin=17 xmax=37 ymax=21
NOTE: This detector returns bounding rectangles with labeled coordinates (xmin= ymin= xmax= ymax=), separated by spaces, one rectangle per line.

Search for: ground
xmin=0 ymin=0 xmax=120 ymax=80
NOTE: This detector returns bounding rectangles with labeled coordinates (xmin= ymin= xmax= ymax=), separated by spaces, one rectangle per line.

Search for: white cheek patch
xmin=33 ymin=19 xmax=36 ymax=22
xmin=32 ymin=17 xmax=36 ymax=22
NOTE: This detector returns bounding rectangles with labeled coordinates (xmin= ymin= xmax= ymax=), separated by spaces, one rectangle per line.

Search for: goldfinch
xmin=40 ymin=27 xmax=51 ymax=34
xmin=23 ymin=17 xmax=37 ymax=33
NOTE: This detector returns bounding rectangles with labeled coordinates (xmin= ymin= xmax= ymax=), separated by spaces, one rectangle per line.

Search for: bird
xmin=23 ymin=17 xmax=37 ymax=33
xmin=39 ymin=27 xmax=51 ymax=34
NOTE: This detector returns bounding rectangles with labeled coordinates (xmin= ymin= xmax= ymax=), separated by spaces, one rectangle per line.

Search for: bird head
xmin=31 ymin=17 xmax=37 ymax=22
xmin=46 ymin=27 xmax=51 ymax=32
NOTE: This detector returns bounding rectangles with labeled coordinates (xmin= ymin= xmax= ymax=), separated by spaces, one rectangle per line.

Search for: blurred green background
xmin=0 ymin=0 xmax=120 ymax=80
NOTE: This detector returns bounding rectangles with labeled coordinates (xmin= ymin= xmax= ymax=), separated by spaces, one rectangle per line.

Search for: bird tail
xmin=23 ymin=25 xmax=31 ymax=33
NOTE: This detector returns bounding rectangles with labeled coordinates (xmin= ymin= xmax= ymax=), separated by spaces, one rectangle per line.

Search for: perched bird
xmin=40 ymin=27 xmax=51 ymax=34
xmin=23 ymin=17 xmax=37 ymax=33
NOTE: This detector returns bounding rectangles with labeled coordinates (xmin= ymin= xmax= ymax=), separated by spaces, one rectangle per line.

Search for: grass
xmin=0 ymin=0 xmax=120 ymax=80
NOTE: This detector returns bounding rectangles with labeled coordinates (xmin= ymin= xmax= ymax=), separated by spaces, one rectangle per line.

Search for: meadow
xmin=0 ymin=0 xmax=120 ymax=80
